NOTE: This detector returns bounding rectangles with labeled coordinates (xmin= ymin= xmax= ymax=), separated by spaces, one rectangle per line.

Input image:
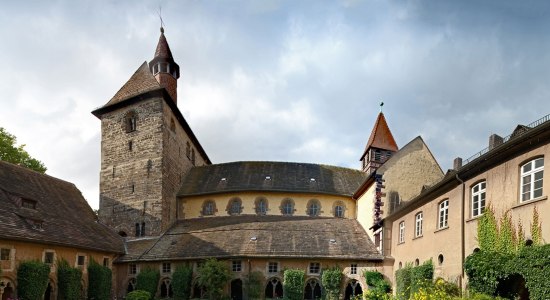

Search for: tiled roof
xmin=177 ymin=161 xmax=369 ymax=197
xmin=100 ymin=62 xmax=163 ymax=109
xmin=361 ymin=112 xmax=398 ymax=159
xmin=0 ymin=161 xmax=125 ymax=253
xmin=154 ymin=30 xmax=174 ymax=59
xmin=118 ymin=215 xmax=382 ymax=262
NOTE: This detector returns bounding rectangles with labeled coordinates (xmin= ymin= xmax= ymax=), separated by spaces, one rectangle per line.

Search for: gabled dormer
xmin=360 ymin=110 xmax=398 ymax=174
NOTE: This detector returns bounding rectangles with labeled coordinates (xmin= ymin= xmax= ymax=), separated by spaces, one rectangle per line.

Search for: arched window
xmin=202 ymin=200 xmax=216 ymax=216
xmin=520 ymin=157 xmax=544 ymax=202
xmin=123 ymin=111 xmax=137 ymax=133
xmin=307 ymin=199 xmax=321 ymax=216
xmin=227 ymin=198 xmax=242 ymax=215
xmin=471 ymin=181 xmax=486 ymax=217
xmin=160 ymin=278 xmax=173 ymax=298
xmin=255 ymin=197 xmax=268 ymax=215
xmin=265 ymin=277 xmax=283 ymax=299
xmin=344 ymin=279 xmax=362 ymax=300
xmin=281 ymin=199 xmax=294 ymax=216
xmin=333 ymin=201 xmax=345 ymax=218
xmin=304 ymin=278 xmax=322 ymax=300
xmin=415 ymin=212 xmax=423 ymax=237
xmin=127 ymin=278 xmax=137 ymax=293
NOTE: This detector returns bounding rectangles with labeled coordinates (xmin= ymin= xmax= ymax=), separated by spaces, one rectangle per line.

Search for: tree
xmin=196 ymin=258 xmax=231 ymax=300
xmin=172 ymin=265 xmax=193 ymax=300
xmin=0 ymin=127 xmax=46 ymax=173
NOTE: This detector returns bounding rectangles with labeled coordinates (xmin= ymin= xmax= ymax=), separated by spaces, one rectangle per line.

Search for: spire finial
xmin=158 ymin=6 xmax=165 ymax=33
xmin=379 ymin=101 xmax=384 ymax=113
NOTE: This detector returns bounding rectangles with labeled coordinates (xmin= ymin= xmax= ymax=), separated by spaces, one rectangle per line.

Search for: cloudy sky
xmin=1 ymin=0 xmax=549 ymax=209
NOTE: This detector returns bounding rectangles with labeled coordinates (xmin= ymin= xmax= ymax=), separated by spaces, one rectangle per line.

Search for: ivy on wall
xmin=136 ymin=267 xmax=160 ymax=299
xmin=88 ymin=259 xmax=113 ymax=300
xmin=395 ymin=260 xmax=433 ymax=300
xmin=16 ymin=260 xmax=50 ymax=300
xmin=246 ymin=271 xmax=263 ymax=300
xmin=283 ymin=269 xmax=305 ymax=300
xmin=196 ymin=258 xmax=231 ymax=300
xmin=465 ymin=205 xmax=549 ymax=300
xmin=364 ymin=270 xmax=391 ymax=294
xmin=172 ymin=265 xmax=193 ymax=300
xmin=321 ymin=267 xmax=342 ymax=300
xmin=57 ymin=259 xmax=82 ymax=300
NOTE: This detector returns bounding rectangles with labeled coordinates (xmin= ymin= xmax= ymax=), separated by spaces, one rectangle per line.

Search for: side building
xmin=0 ymin=160 xmax=124 ymax=299
xmin=377 ymin=114 xmax=550 ymax=289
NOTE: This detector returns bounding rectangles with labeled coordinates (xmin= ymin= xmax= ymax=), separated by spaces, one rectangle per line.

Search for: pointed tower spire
xmin=360 ymin=108 xmax=398 ymax=174
xmin=149 ymin=27 xmax=180 ymax=103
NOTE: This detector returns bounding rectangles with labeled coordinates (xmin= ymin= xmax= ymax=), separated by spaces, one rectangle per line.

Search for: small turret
xmin=360 ymin=103 xmax=398 ymax=174
xmin=149 ymin=27 xmax=180 ymax=103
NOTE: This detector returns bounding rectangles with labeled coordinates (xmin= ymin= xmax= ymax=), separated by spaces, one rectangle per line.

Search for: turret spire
xmin=360 ymin=107 xmax=398 ymax=173
xmin=149 ymin=27 xmax=180 ymax=103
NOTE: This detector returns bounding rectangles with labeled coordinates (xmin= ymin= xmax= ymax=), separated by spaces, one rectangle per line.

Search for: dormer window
xmin=21 ymin=199 xmax=37 ymax=209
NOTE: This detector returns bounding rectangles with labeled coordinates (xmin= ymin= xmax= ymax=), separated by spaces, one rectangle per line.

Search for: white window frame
xmin=472 ymin=181 xmax=486 ymax=217
xmin=521 ymin=158 xmax=544 ymax=202
xmin=308 ymin=262 xmax=321 ymax=275
xmin=350 ymin=263 xmax=357 ymax=275
xmin=161 ymin=262 xmax=171 ymax=274
xmin=267 ymin=261 xmax=279 ymax=274
xmin=438 ymin=200 xmax=449 ymax=229
xmin=398 ymin=221 xmax=405 ymax=243
xmin=232 ymin=260 xmax=242 ymax=272
xmin=128 ymin=263 xmax=138 ymax=275
xmin=415 ymin=212 xmax=423 ymax=237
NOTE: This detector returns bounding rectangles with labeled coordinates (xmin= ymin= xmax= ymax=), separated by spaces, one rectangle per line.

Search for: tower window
xmin=128 ymin=140 xmax=133 ymax=151
xmin=124 ymin=111 xmax=138 ymax=133
xmin=135 ymin=222 xmax=145 ymax=237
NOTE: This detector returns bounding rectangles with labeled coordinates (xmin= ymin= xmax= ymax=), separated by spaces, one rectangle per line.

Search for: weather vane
xmin=158 ymin=6 xmax=165 ymax=32
xmin=380 ymin=101 xmax=384 ymax=113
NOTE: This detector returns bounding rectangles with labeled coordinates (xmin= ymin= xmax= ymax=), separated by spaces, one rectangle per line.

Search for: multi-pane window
xmin=256 ymin=198 xmax=267 ymax=215
xmin=1 ymin=248 xmax=10 ymax=261
xmin=309 ymin=262 xmax=321 ymax=274
xmin=521 ymin=158 xmax=544 ymax=202
xmin=162 ymin=262 xmax=171 ymax=274
xmin=472 ymin=181 xmax=486 ymax=217
xmin=350 ymin=263 xmax=357 ymax=275
xmin=268 ymin=262 xmax=279 ymax=273
xmin=282 ymin=200 xmax=294 ymax=215
xmin=415 ymin=212 xmax=423 ymax=237
xmin=44 ymin=251 xmax=54 ymax=264
xmin=229 ymin=199 xmax=242 ymax=215
xmin=203 ymin=201 xmax=215 ymax=216
xmin=439 ymin=200 xmax=449 ymax=229
xmin=399 ymin=221 xmax=405 ymax=243
xmin=129 ymin=263 xmax=137 ymax=275
xmin=307 ymin=201 xmax=320 ymax=216
xmin=334 ymin=205 xmax=344 ymax=218
xmin=232 ymin=260 xmax=242 ymax=272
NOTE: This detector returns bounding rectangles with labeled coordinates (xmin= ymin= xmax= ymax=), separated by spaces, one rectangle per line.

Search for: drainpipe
xmin=455 ymin=173 xmax=466 ymax=288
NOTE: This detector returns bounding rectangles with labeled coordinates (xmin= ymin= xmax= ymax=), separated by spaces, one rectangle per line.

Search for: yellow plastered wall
xmin=178 ymin=191 xmax=356 ymax=219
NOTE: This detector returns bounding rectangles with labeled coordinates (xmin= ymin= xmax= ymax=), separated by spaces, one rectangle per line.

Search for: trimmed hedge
xmin=172 ymin=265 xmax=193 ymax=300
xmin=321 ymin=267 xmax=342 ymax=300
xmin=136 ymin=267 xmax=160 ymax=299
xmin=126 ymin=290 xmax=152 ymax=300
xmin=283 ymin=269 xmax=305 ymax=300
xmin=57 ymin=259 xmax=82 ymax=300
xmin=88 ymin=259 xmax=112 ymax=300
xmin=16 ymin=260 xmax=50 ymax=300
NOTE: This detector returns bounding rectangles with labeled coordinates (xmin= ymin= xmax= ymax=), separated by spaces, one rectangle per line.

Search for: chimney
xmin=489 ymin=134 xmax=504 ymax=150
xmin=453 ymin=157 xmax=463 ymax=170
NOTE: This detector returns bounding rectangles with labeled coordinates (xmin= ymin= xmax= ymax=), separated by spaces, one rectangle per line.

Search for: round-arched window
xmin=202 ymin=200 xmax=216 ymax=216
xmin=307 ymin=200 xmax=321 ymax=216
xmin=281 ymin=199 xmax=294 ymax=216
xmin=256 ymin=197 xmax=268 ymax=215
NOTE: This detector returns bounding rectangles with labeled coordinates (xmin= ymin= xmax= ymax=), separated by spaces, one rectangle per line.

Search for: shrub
xmin=283 ymin=269 xmax=305 ymax=300
xmin=136 ymin=267 xmax=160 ymax=299
xmin=88 ymin=259 xmax=112 ymax=300
xmin=16 ymin=260 xmax=50 ymax=300
xmin=246 ymin=271 xmax=263 ymax=300
xmin=410 ymin=260 xmax=434 ymax=295
xmin=196 ymin=258 xmax=231 ymax=300
xmin=57 ymin=259 xmax=82 ymax=300
xmin=395 ymin=264 xmax=412 ymax=300
xmin=172 ymin=265 xmax=193 ymax=300
xmin=321 ymin=267 xmax=342 ymax=300
xmin=126 ymin=290 xmax=151 ymax=300
xmin=464 ymin=250 xmax=511 ymax=295
xmin=364 ymin=270 xmax=391 ymax=294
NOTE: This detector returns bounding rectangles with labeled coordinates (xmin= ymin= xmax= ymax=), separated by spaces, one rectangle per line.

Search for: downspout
xmin=455 ymin=173 xmax=466 ymax=287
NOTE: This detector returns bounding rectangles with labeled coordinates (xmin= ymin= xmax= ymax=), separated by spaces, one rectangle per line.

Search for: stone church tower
xmin=92 ymin=28 xmax=211 ymax=237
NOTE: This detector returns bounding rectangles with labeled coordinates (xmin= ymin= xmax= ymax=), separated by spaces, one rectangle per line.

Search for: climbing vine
xmin=88 ymin=259 xmax=112 ymax=300
xmin=321 ymin=267 xmax=342 ymax=300
xmin=136 ymin=267 xmax=160 ymax=299
xmin=172 ymin=265 xmax=193 ymax=300
xmin=16 ymin=260 xmax=50 ymax=300
xmin=283 ymin=269 xmax=305 ymax=300
xmin=57 ymin=259 xmax=82 ymax=300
